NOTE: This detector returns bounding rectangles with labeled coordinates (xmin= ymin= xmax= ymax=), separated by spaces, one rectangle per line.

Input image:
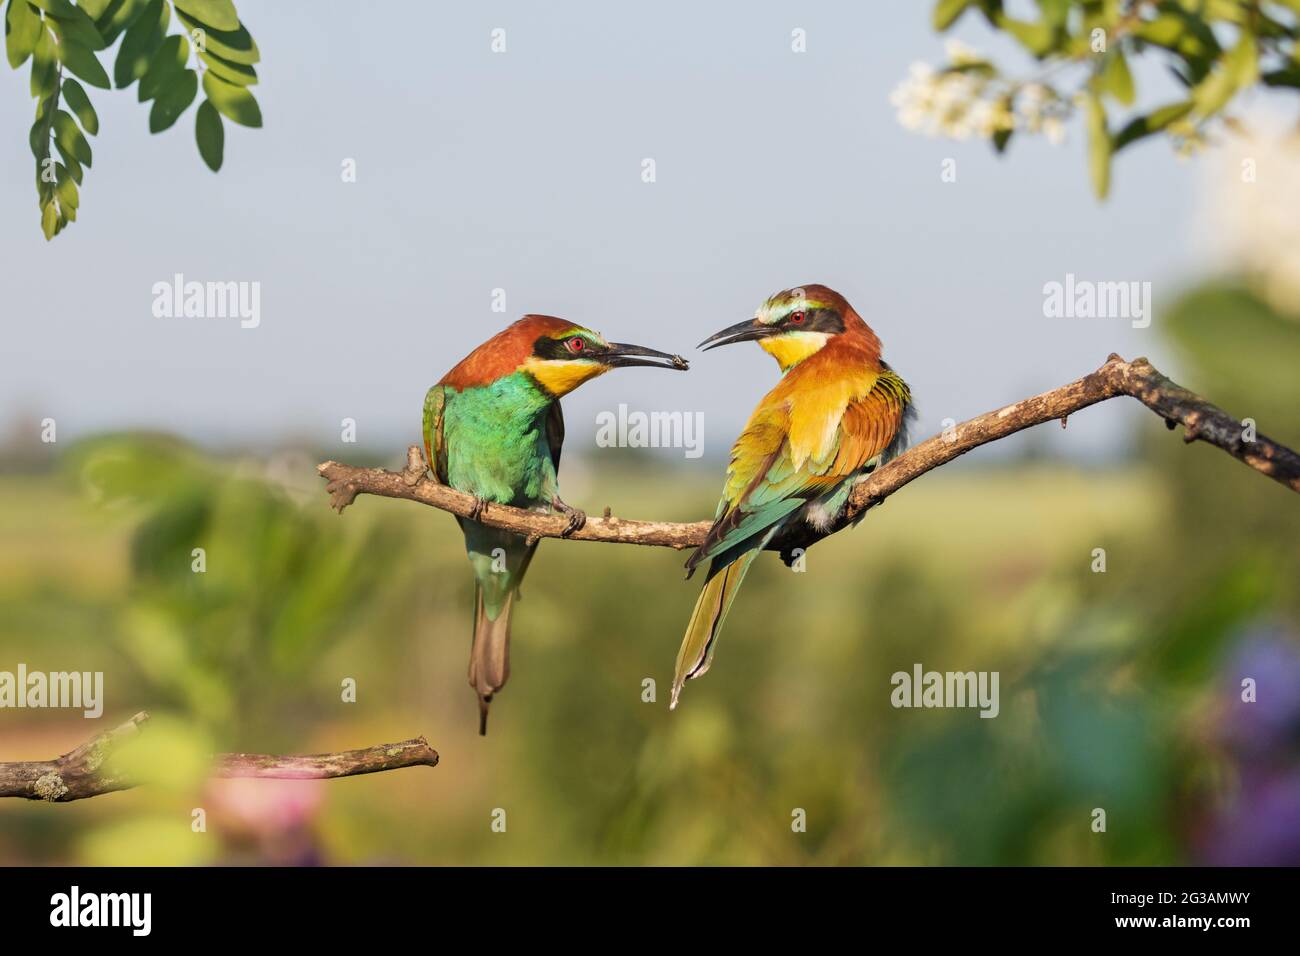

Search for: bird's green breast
xmin=441 ymin=372 xmax=559 ymax=506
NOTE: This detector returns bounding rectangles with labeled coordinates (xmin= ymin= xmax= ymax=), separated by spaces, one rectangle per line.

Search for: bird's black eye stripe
xmin=783 ymin=308 xmax=844 ymax=334
xmin=533 ymin=334 xmax=592 ymax=360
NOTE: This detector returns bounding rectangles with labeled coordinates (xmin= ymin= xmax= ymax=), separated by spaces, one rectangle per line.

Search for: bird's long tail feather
xmin=671 ymin=549 xmax=759 ymax=709
xmin=470 ymin=584 xmax=514 ymax=735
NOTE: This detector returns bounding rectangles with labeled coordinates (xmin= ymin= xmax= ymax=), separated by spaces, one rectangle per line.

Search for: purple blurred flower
xmin=1219 ymin=629 xmax=1300 ymax=758
xmin=1198 ymin=766 xmax=1300 ymax=866
xmin=1195 ymin=627 xmax=1300 ymax=866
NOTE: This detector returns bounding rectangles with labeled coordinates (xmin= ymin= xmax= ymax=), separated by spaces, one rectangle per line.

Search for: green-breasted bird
xmin=425 ymin=315 xmax=687 ymax=733
xmin=671 ymin=284 xmax=914 ymax=708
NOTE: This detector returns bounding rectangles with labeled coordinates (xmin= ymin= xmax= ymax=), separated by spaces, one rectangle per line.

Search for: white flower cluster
xmin=890 ymin=42 xmax=1067 ymax=145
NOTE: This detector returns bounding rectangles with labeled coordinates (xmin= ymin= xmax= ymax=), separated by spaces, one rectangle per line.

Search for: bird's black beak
xmin=602 ymin=342 xmax=689 ymax=370
xmin=698 ymin=318 xmax=770 ymax=351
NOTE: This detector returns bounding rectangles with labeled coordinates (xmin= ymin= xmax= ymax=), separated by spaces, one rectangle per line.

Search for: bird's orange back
xmin=724 ymin=323 xmax=891 ymax=496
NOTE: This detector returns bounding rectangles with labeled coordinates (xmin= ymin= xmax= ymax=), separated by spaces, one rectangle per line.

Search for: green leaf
xmin=78 ymin=0 xmax=113 ymax=16
xmin=202 ymin=70 xmax=260 ymax=126
xmin=27 ymin=0 xmax=77 ymax=17
xmin=1134 ymin=11 xmax=1221 ymax=59
xmin=1037 ymin=0 xmax=1070 ymax=30
xmin=1083 ymin=92 xmax=1110 ymax=200
xmin=54 ymin=172 xmax=76 ymax=221
xmin=933 ymin=0 xmax=973 ymax=30
xmin=149 ymin=66 xmax=197 ymax=131
xmin=1262 ymin=67 xmax=1300 ymax=89
xmin=44 ymin=3 xmax=107 ymax=50
xmin=997 ymin=15 xmax=1056 ymax=57
xmin=28 ymin=115 xmax=46 ymax=160
xmin=52 ymin=108 xmax=92 ymax=165
xmin=172 ymin=0 xmax=237 ymax=31
xmin=198 ymin=48 xmax=255 ymax=85
xmin=1230 ymin=31 xmax=1258 ymax=86
xmin=29 ymin=95 xmax=55 ymax=161
xmin=54 ymin=138 xmax=82 ymax=182
xmin=55 ymin=162 xmax=78 ymax=209
xmin=1192 ymin=32 xmax=1257 ymax=118
xmin=113 ymin=0 xmax=168 ymax=88
xmin=195 ymin=97 xmax=222 ymax=170
xmin=1191 ymin=69 xmax=1233 ymax=117
xmin=95 ymin=0 xmax=149 ymax=46
xmin=174 ymin=8 xmax=257 ymax=64
xmin=5 ymin=0 xmax=42 ymax=68
xmin=61 ymin=76 xmax=99 ymax=134
xmin=30 ymin=24 xmax=57 ymax=98
xmin=1135 ymin=12 xmax=1221 ymax=88
xmin=138 ymin=33 xmax=189 ymax=101
xmin=57 ymin=37 xmax=112 ymax=89
xmin=41 ymin=199 xmax=58 ymax=240
xmin=1099 ymin=48 xmax=1135 ymax=106
xmin=1112 ymin=100 xmax=1194 ymax=151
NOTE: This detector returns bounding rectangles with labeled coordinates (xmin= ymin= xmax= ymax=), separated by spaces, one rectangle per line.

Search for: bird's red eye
xmin=790 ymin=311 xmax=806 ymax=325
xmin=566 ymin=336 xmax=585 ymax=353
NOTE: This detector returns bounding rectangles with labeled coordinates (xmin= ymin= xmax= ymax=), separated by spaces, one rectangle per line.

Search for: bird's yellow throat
xmin=760 ymin=331 xmax=830 ymax=371
xmin=523 ymin=356 xmax=610 ymax=396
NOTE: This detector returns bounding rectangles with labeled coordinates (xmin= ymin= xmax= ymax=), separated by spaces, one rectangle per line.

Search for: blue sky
xmin=1 ymin=1 xmax=1206 ymax=463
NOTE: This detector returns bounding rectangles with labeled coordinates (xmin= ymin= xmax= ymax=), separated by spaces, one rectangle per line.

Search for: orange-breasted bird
xmin=671 ymin=284 xmax=914 ymax=708
xmin=425 ymin=315 xmax=687 ymax=733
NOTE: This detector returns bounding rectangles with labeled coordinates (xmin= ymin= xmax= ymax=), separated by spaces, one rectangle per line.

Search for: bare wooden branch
xmin=319 ymin=444 xmax=713 ymax=549
xmin=837 ymin=353 xmax=1300 ymax=524
xmin=0 ymin=712 xmax=439 ymax=803
xmin=318 ymin=355 xmax=1299 ymax=548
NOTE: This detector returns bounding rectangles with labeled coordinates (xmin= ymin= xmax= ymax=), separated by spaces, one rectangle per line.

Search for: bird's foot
xmin=551 ymin=495 xmax=586 ymax=538
xmin=469 ymin=495 xmax=489 ymax=522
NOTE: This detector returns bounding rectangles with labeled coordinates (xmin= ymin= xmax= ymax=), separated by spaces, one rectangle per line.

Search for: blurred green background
xmin=1 ymin=273 xmax=1298 ymax=866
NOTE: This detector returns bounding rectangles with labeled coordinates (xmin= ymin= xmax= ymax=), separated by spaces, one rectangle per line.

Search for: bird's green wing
xmin=422 ymin=384 xmax=449 ymax=483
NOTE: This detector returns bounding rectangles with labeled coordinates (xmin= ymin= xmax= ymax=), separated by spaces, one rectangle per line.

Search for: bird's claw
xmin=562 ymin=510 xmax=586 ymax=537
xmin=469 ymin=495 xmax=488 ymax=522
xmin=552 ymin=496 xmax=586 ymax=538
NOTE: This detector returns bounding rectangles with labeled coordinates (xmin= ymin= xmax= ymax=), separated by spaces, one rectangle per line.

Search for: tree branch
xmin=320 ymin=444 xmax=712 ymax=549
xmin=838 ymin=353 xmax=1300 ymax=521
xmin=0 ymin=712 xmax=439 ymax=803
xmin=317 ymin=355 xmax=1300 ymax=549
